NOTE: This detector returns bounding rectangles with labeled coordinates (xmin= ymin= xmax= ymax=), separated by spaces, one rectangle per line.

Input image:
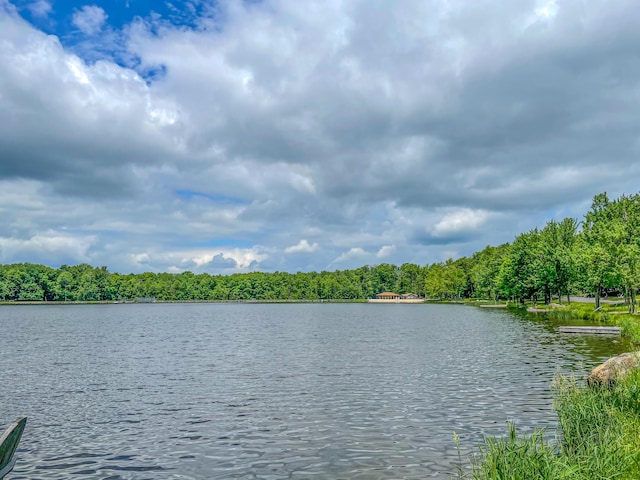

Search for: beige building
xmin=369 ymin=292 xmax=423 ymax=303
xmin=375 ymin=291 xmax=400 ymax=299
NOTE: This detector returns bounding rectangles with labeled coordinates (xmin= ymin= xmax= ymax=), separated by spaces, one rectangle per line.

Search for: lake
xmin=0 ymin=303 xmax=629 ymax=479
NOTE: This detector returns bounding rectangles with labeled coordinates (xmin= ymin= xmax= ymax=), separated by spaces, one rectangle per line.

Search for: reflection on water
xmin=0 ymin=303 xmax=629 ymax=479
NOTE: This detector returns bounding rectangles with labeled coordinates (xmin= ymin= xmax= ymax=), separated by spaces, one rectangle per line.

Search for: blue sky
xmin=11 ymin=0 xmax=217 ymax=75
xmin=14 ymin=0 xmax=208 ymax=36
xmin=1 ymin=0 xmax=640 ymax=274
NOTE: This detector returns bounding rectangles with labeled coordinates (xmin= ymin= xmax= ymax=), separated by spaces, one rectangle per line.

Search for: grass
xmin=545 ymin=304 xmax=614 ymax=322
xmin=618 ymin=316 xmax=640 ymax=344
xmin=456 ymin=369 xmax=640 ymax=480
xmin=578 ymin=308 xmax=639 ymax=343
xmin=509 ymin=300 xmax=640 ymax=344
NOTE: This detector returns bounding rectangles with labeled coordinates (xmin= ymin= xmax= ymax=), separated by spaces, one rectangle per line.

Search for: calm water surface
xmin=0 ymin=303 xmax=629 ymax=479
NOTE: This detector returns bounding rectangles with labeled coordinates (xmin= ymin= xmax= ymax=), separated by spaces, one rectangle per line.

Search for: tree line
xmin=0 ymin=262 xmax=425 ymax=304
xmin=427 ymin=192 xmax=640 ymax=313
xmin=1 ymin=192 xmax=638 ymax=312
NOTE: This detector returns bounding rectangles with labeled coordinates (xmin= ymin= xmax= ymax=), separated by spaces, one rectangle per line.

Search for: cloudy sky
xmin=1 ymin=0 xmax=639 ymax=274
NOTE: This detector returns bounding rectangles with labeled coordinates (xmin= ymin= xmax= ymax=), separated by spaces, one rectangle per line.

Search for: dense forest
xmin=1 ymin=192 xmax=639 ymax=313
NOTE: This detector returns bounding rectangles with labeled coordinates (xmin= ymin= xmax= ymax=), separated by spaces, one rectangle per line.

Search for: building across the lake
xmin=368 ymin=292 xmax=423 ymax=303
xmin=376 ymin=291 xmax=401 ymax=300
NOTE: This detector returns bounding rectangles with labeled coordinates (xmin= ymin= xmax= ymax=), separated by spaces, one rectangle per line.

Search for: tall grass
xmin=456 ymin=369 xmax=640 ymax=479
xmin=543 ymin=303 xmax=640 ymax=344
xmin=618 ymin=316 xmax=640 ymax=344
xmin=545 ymin=304 xmax=613 ymax=323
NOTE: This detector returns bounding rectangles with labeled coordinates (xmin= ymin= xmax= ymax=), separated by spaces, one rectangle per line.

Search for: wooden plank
xmin=558 ymin=326 xmax=621 ymax=335
xmin=0 ymin=417 xmax=27 ymax=479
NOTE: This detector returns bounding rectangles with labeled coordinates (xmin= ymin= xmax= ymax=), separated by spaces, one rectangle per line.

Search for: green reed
xmin=456 ymin=370 xmax=640 ymax=479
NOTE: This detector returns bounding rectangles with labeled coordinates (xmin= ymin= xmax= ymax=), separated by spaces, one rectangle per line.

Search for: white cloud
xmin=430 ymin=209 xmax=491 ymax=239
xmin=535 ymin=0 xmax=559 ymax=20
xmin=190 ymin=249 xmax=267 ymax=269
xmin=0 ymin=231 xmax=96 ymax=263
xmin=128 ymin=248 xmax=269 ymax=273
xmin=522 ymin=0 xmax=559 ymax=30
xmin=131 ymin=253 xmax=150 ymax=265
xmin=285 ymin=239 xmax=319 ymax=254
xmin=72 ymin=5 xmax=108 ymax=35
xmin=0 ymin=8 xmax=182 ymax=198
xmin=2 ymin=0 xmax=640 ymax=274
xmin=376 ymin=245 xmax=396 ymax=258
xmin=27 ymin=0 xmax=51 ymax=18
xmin=332 ymin=247 xmax=368 ymax=266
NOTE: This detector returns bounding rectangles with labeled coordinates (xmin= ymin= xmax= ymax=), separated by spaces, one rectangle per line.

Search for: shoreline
xmin=458 ymin=361 xmax=640 ymax=479
xmin=0 ymin=299 xmax=371 ymax=306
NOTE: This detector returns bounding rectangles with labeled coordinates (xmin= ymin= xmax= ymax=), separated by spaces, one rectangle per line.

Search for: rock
xmin=587 ymin=352 xmax=640 ymax=387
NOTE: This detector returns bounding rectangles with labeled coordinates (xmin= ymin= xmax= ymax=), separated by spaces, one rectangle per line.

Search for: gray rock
xmin=587 ymin=352 xmax=640 ymax=387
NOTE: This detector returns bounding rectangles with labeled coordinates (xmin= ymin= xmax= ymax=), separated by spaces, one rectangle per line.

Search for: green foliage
xmin=617 ymin=316 xmax=640 ymax=345
xmin=498 ymin=229 xmax=544 ymax=303
xmin=471 ymin=244 xmax=510 ymax=301
xmin=0 ymin=191 xmax=638 ymax=305
xmin=459 ymin=371 xmax=640 ymax=480
xmin=461 ymin=423 xmax=565 ymax=480
xmin=577 ymin=193 xmax=640 ymax=311
xmin=540 ymin=218 xmax=578 ymax=303
xmin=545 ymin=304 xmax=612 ymax=323
xmin=0 ymin=262 xmax=420 ymax=302
xmin=424 ymin=258 xmax=471 ymax=299
xmin=0 ymin=263 xmax=56 ymax=301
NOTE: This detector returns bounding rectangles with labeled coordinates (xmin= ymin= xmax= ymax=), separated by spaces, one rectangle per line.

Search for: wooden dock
xmin=558 ymin=326 xmax=621 ymax=335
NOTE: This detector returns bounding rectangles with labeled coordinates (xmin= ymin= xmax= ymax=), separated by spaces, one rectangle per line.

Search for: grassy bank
xmin=526 ymin=302 xmax=640 ymax=345
xmin=457 ymin=369 xmax=640 ymax=480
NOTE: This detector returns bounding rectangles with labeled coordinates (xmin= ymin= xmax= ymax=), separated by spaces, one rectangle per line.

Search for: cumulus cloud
xmin=0 ymin=231 xmax=96 ymax=265
xmin=430 ymin=209 xmax=491 ymax=239
xmin=0 ymin=7 xmax=181 ymax=199
xmin=332 ymin=247 xmax=369 ymax=267
xmin=26 ymin=0 xmax=51 ymax=17
xmin=72 ymin=5 xmax=108 ymax=35
xmin=285 ymin=240 xmax=319 ymax=254
xmin=376 ymin=245 xmax=396 ymax=259
xmin=1 ymin=0 xmax=640 ymax=273
xmin=128 ymin=247 xmax=269 ymax=273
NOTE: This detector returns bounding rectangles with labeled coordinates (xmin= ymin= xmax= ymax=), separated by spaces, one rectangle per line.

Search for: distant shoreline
xmin=366 ymin=298 xmax=425 ymax=303
xmin=0 ymin=299 xmax=371 ymax=306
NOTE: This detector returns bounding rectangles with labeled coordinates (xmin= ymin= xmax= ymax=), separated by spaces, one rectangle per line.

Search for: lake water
xmin=0 ymin=303 xmax=629 ymax=479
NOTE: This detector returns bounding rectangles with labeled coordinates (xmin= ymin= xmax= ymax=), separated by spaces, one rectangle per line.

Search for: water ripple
xmin=0 ymin=303 xmax=628 ymax=479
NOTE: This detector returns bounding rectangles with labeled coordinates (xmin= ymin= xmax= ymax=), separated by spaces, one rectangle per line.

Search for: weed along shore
xmin=452 ymin=296 xmax=640 ymax=345
xmin=519 ymin=299 xmax=640 ymax=345
xmin=457 ymin=353 xmax=640 ymax=480
xmin=449 ymin=298 xmax=640 ymax=479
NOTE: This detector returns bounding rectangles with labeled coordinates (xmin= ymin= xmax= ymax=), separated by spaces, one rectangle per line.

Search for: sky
xmin=1 ymin=0 xmax=640 ymax=275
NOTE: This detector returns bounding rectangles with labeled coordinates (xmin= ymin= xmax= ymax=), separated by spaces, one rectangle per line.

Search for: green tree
xmin=578 ymin=193 xmax=623 ymax=309
xmin=471 ymin=244 xmax=510 ymax=301
xmin=56 ymin=271 xmax=74 ymax=301
xmin=498 ymin=230 xmax=544 ymax=304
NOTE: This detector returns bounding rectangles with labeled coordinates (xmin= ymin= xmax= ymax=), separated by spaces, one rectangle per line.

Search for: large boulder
xmin=587 ymin=352 xmax=640 ymax=387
